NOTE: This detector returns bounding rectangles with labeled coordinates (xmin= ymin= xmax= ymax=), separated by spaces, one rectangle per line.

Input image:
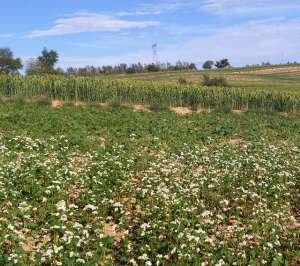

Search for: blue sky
xmin=1 ymin=0 xmax=300 ymax=68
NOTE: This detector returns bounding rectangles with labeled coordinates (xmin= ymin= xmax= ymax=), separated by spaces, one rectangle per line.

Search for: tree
xmin=146 ymin=64 xmax=160 ymax=72
xmin=0 ymin=48 xmax=23 ymax=74
xmin=203 ymin=60 xmax=214 ymax=69
xmin=37 ymin=48 xmax=58 ymax=70
xmin=26 ymin=48 xmax=59 ymax=75
xmin=25 ymin=59 xmax=45 ymax=75
xmin=215 ymin=58 xmax=230 ymax=69
xmin=189 ymin=63 xmax=197 ymax=70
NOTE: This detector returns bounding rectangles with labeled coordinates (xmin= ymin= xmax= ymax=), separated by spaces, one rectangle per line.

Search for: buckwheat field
xmin=0 ymin=101 xmax=299 ymax=265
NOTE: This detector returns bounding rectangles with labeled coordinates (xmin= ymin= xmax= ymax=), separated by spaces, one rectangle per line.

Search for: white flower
xmin=140 ymin=223 xmax=150 ymax=230
xmin=7 ymin=224 xmax=14 ymax=231
xmin=46 ymin=248 xmax=53 ymax=257
xmin=76 ymin=258 xmax=86 ymax=264
xmin=56 ymin=200 xmax=66 ymax=212
xmin=129 ymin=258 xmax=138 ymax=265
xmin=73 ymin=222 xmax=83 ymax=229
xmin=113 ymin=202 xmax=123 ymax=207
xmin=220 ymin=199 xmax=229 ymax=206
xmin=54 ymin=245 xmax=63 ymax=254
xmin=83 ymin=204 xmax=98 ymax=211
xmin=138 ymin=253 xmax=149 ymax=261
xmin=201 ymin=210 xmax=212 ymax=218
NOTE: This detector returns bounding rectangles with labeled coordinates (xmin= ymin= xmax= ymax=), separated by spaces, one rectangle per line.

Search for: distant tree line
xmin=0 ymin=47 xmax=198 ymax=75
xmin=66 ymin=61 xmax=197 ymax=76
xmin=1 ymin=47 xmax=299 ymax=75
xmin=245 ymin=61 xmax=300 ymax=68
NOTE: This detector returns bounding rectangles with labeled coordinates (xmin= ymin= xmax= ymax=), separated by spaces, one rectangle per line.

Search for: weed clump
xmin=149 ymin=102 xmax=169 ymax=112
xmin=178 ymin=77 xmax=188 ymax=85
xmin=35 ymin=96 xmax=51 ymax=106
xmin=203 ymin=74 xmax=228 ymax=87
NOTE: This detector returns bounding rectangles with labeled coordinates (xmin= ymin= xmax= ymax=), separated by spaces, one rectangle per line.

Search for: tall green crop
xmin=0 ymin=74 xmax=299 ymax=112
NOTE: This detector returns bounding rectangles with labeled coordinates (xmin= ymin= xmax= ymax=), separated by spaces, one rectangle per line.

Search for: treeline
xmin=66 ymin=61 xmax=197 ymax=75
xmin=1 ymin=46 xmax=299 ymax=76
xmin=245 ymin=61 xmax=300 ymax=68
xmin=0 ymin=47 xmax=197 ymax=76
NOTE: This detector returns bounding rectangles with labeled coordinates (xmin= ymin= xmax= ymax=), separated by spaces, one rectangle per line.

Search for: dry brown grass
xmin=234 ymin=66 xmax=300 ymax=75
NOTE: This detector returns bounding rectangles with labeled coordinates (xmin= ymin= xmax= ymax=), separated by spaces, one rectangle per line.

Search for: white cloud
xmin=119 ymin=0 xmax=300 ymax=17
xmin=58 ymin=18 xmax=300 ymax=68
xmin=202 ymin=0 xmax=300 ymax=14
xmin=159 ymin=18 xmax=300 ymax=66
xmin=26 ymin=12 xmax=159 ymax=38
xmin=117 ymin=0 xmax=191 ymax=16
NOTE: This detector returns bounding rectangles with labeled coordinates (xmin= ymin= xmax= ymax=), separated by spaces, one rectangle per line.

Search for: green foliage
xmin=0 ymin=104 xmax=299 ymax=265
xmin=146 ymin=63 xmax=160 ymax=72
xmin=178 ymin=77 xmax=188 ymax=85
xmin=203 ymin=60 xmax=214 ymax=69
xmin=26 ymin=48 xmax=59 ymax=75
xmin=109 ymin=98 xmax=122 ymax=108
xmin=38 ymin=47 xmax=59 ymax=68
xmin=25 ymin=59 xmax=47 ymax=75
xmin=203 ymin=74 xmax=228 ymax=87
xmin=149 ymin=102 xmax=169 ymax=112
xmin=34 ymin=96 xmax=51 ymax=106
xmin=0 ymin=75 xmax=299 ymax=113
xmin=0 ymin=47 xmax=23 ymax=74
xmin=215 ymin=58 xmax=230 ymax=69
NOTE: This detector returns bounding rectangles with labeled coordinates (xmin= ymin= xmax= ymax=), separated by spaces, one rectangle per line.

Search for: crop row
xmin=0 ymin=75 xmax=299 ymax=112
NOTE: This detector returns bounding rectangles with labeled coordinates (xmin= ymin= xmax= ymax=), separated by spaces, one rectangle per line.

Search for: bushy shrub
xmin=35 ymin=96 xmax=51 ymax=106
xmin=203 ymin=60 xmax=214 ymax=69
xmin=178 ymin=77 xmax=188 ymax=85
xmin=215 ymin=58 xmax=230 ymax=69
xmin=202 ymin=74 xmax=228 ymax=87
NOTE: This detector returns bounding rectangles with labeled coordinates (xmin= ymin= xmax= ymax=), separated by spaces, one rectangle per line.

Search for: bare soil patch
xmin=67 ymin=182 xmax=88 ymax=202
xmin=132 ymin=104 xmax=151 ymax=112
xmin=103 ymin=223 xmax=123 ymax=244
xmin=197 ymin=108 xmax=213 ymax=113
xmin=228 ymin=138 xmax=244 ymax=145
xmin=232 ymin=109 xmax=245 ymax=115
xmin=279 ymin=112 xmax=289 ymax=117
xmin=99 ymin=102 xmax=109 ymax=107
xmin=51 ymin=100 xmax=63 ymax=108
xmin=170 ymin=107 xmax=193 ymax=115
xmin=74 ymin=101 xmax=86 ymax=107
